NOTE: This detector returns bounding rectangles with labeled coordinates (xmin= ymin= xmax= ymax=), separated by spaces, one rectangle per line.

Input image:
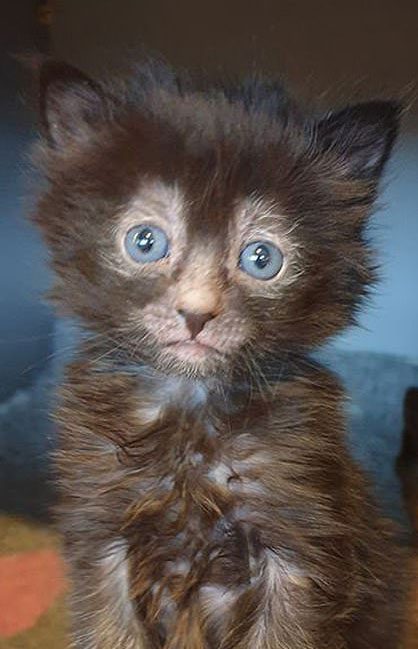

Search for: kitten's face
xmin=106 ymin=179 xmax=299 ymax=375
xmin=34 ymin=62 xmax=399 ymax=377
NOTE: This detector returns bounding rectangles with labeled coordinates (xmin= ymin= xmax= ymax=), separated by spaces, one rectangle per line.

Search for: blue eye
xmin=239 ymin=241 xmax=283 ymax=280
xmin=124 ymin=225 xmax=169 ymax=263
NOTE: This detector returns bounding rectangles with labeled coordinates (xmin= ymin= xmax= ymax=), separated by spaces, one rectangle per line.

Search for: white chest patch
xmin=137 ymin=376 xmax=209 ymax=425
xmin=100 ymin=540 xmax=134 ymax=622
xmin=207 ymin=450 xmax=269 ymax=497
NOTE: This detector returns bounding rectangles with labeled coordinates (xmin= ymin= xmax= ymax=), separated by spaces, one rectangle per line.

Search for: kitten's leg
xmin=66 ymin=539 xmax=150 ymax=649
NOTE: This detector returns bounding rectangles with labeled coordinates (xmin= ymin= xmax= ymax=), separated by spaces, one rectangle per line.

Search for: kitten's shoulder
xmin=272 ymin=353 xmax=343 ymax=389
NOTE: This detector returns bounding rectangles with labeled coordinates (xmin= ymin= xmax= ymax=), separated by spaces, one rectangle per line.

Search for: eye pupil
xmin=251 ymin=245 xmax=270 ymax=269
xmin=135 ymin=228 xmax=154 ymax=254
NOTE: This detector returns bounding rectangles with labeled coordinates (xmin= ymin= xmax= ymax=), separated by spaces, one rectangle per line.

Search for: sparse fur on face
xmin=33 ymin=58 xmax=407 ymax=648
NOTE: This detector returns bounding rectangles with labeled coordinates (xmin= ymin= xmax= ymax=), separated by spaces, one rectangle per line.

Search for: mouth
xmin=165 ymin=339 xmax=222 ymax=362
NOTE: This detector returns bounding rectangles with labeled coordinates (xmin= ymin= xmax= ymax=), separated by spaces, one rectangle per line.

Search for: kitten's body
xmin=58 ymin=357 xmax=403 ymax=649
xmin=33 ymin=60 xmax=406 ymax=647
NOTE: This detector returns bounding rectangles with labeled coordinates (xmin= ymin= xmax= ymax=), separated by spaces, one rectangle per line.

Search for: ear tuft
xmin=39 ymin=60 xmax=107 ymax=147
xmin=316 ymin=100 xmax=402 ymax=179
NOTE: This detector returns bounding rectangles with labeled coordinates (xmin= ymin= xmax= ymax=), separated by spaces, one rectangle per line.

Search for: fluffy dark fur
xmin=32 ymin=59 xmax=407 ymax=648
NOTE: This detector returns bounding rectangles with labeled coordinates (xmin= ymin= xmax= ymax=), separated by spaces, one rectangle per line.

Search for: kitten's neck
xmin=77 ymin=338 xmax=315 ymax=406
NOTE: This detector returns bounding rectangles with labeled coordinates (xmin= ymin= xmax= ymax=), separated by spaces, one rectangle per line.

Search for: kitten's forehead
xmin=149 ymin=87 xmax=281 ymax=146
xmin=124 ymin=178 xmax=282 ymax=235
xmin=124 ymin=179 xmax=184 ymax=225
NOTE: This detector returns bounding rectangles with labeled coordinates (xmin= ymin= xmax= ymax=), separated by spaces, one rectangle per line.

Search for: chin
xmin=156 ymin=341 xmax=230 ymax=378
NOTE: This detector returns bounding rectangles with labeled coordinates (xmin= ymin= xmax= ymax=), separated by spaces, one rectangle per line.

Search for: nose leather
xmin=178 ymin=310 xmax=215 ymax=339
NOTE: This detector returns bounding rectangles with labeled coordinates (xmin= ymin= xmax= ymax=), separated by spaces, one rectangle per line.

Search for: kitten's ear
xmin=39 ymin=60 xmax=108 ymax=147
xmin=316 ymin=100 xmax=402 ymax=179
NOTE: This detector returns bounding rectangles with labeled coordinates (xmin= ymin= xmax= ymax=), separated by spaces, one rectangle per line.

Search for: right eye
xmin=124 ymin=225 xmax=169 ymax=263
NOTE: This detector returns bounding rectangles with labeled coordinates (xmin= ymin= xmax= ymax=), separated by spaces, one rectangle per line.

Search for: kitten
xmin=33 ymin=59 xmax=406 ymax=648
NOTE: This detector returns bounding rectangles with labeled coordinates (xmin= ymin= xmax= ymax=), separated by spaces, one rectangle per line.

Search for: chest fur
xmin=113 ymin=380 xmax=272 ymax=641
xmin=59 ymin=369 xmax=342 ymax=646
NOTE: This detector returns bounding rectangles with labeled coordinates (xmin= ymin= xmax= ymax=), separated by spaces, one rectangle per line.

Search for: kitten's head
xmin=33 ymin=60 xmax=400 ymax=377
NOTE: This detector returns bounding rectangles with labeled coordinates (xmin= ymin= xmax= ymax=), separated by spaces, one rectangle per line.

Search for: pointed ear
xmin=316 ymin=100 xmax=402 ymax=179
xmin=39 ymin=60 xmax=108 ymax=147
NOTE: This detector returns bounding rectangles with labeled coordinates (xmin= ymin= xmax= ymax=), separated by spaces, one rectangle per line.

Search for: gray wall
xmin=52 ymin=0 xmax=418 ymax=110
xmin=0 ymin=2 xmax=53 ymax=400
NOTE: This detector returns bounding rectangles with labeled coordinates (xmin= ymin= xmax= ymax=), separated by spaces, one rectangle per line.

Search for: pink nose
xmin=177 ymin=310 xmax=215 ymax=339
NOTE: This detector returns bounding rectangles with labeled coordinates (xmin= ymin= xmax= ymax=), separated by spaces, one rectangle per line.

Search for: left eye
xmin=239 ymin=241 xmax=284 ymax=280
xmin=124 ymin=225 xmax=169 ymax=263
